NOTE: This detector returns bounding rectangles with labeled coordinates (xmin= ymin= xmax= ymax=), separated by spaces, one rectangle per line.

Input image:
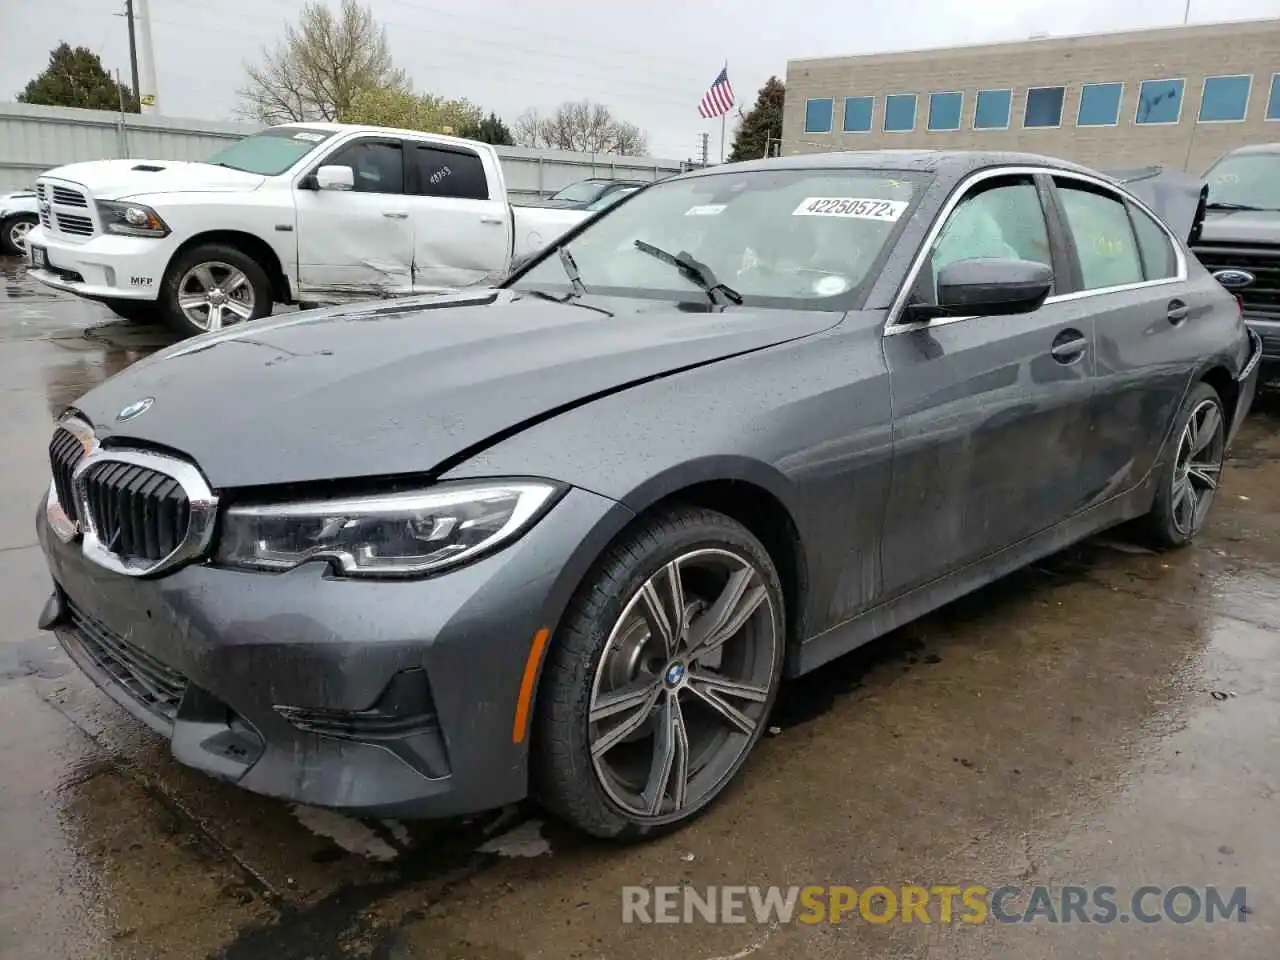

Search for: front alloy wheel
xmin=177 ymin=260 xmax=257 ymax=331
xmin=535 ymin=508 xmax=784 ymax=839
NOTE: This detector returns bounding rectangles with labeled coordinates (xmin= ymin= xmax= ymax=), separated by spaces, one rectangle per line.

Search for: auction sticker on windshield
xmin=793 ymin=198 xmax=909 ymax=220
xmin=685 ymin=204 xmax=727 ymax=216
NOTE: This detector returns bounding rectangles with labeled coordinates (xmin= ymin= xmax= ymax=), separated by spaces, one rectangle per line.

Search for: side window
xmin=410 ymin=146 xmax=490 ymax=200
xmin=1054 ymin=181 xmax=1144 ymax=290
xmin=930 ymin=177 xmax=1052 ymax=278
xmin=1128 ymin=202 xmax=1178 ymax=281
xmin=324 ymin=140 xmax=404 ymax=194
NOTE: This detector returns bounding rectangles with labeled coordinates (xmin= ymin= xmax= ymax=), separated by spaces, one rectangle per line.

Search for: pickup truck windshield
xmin=1204 ymin=153 xmax=1280 ymax=210
xmin=206 ymin=127 xmax=338 ymax=176
xmin=512 ymin=168 xmax=925 ymax=308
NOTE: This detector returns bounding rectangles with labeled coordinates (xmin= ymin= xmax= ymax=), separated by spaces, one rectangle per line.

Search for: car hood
xmin=68 ymin=290 xmax=840 ymax=489
xmin=1197 ymin=208 xmax=1280 ymax=246
xmin=41 ymin=159 xmax=266 ymax=199
xmin=1103 ymin=165 xmax=1208 ymax=243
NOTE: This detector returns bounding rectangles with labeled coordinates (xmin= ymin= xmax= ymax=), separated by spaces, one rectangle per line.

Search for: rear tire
xmin=1140 ymin=381 xmax=1227 ymax=548
xmin=100 ymin=298 xmax=160 ymax=324
xmin=532 ymin=506 xmax=785 ymax=841
xmin=1 ymin=213 xmax=37 ymax=256
xmin=160 ymin=243 xmax=272 ymax=338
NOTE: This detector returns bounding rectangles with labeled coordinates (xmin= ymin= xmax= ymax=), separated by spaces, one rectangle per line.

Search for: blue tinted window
xmin=1024 ymin=86 xmax=1065 ymax=127
xmin=842 ymin=96 xmax=873 ymax=132
xmin=974 ymin=89 xmax=1012 ymax=129
xmin=928 ymin=92 xmax=963 ymax=131
xmin=804 ymin=98 xmax=833 ymax=133
xmin=1136 ymin=79 xmax=1184 ymax=123
xmin=1270 ymin=74 xmax=1280 ymax=120
xmin=1200 ymin=75 xmax=1251 ymax=122
xmin=884 ymin=94 xmax=917 ymax=132
xmin=1078 ymin=82 xmax=1123 ymax=126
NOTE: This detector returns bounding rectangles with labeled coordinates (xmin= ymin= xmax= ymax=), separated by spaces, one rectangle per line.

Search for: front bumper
xmin=25 ymin=225 xmax=172 ymax=302
xmin=36 ymin=485 xmax=629 ymax=819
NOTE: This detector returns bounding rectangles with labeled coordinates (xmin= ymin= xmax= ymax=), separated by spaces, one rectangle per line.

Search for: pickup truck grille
xmin=1192 ymin=243 xmax=1280 ymax=321
xmin=36 ymin=180 xmax=99 ymax=240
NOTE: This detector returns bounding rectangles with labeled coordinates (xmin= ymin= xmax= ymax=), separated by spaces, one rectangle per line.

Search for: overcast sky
xmin=1 ymin=0 xmax=1275 ymax=160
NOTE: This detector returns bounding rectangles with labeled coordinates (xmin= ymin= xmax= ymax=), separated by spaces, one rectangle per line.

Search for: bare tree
xmin=513 ymin=101 xmax=649 ymax=156
xmin=238 ymin=0 xmax=409 ymax=124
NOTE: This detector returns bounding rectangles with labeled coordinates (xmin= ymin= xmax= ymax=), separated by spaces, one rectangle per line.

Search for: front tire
xmin=1 ymin=214 xmax=37 ymax=256
xmin=1141 ymin=381 xmax=1227 ymax=548
xmin=533 ymin=506 xmax=785 ymax=840
xmin=160 ymin=243 xmax=272 ymax=338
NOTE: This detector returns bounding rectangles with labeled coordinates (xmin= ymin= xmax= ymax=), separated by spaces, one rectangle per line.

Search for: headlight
xmin=214 ymin=480 xmax=561 ymax=577
xmin=95 ymin=200 xmax=170 ymax=238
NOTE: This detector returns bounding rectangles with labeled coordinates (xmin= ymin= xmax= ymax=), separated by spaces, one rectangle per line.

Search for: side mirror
xmin=315 ymin=165 xmax=355 ymax=191
xmin=909 ymin=258 xmax=1054 ymax=321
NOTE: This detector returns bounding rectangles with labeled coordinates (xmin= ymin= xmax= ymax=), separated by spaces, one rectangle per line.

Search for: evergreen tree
xmin=18 ymin=43 xmax=138 ymax=112
xmin=460 ymin=111 xmax=515 ymax=146
xmin=729 ymin=77 xmax=785 ymax=162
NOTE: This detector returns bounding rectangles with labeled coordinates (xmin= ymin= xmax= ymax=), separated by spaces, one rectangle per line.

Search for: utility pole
xmin=123 ymin=0 xmax=140 ymax=110
xmin=135 ymin=0 xmax=159 ymax=113
xmin=699 ymin=132 xmax=709 ymax=166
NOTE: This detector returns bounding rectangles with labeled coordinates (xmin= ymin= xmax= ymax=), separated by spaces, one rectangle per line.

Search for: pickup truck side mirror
xmin=315 ymin=165 xmax=355 ymax=191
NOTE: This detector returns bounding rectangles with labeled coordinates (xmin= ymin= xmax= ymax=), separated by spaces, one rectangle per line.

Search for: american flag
xmin=698 ymin=66 xmax=735 ymax=119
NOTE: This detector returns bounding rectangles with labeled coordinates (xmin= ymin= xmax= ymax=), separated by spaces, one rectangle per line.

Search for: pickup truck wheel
xmin=161 ymin=244 xmax=271 ymax=337
xmin=1 ymin=214 xmax=37 ymax=256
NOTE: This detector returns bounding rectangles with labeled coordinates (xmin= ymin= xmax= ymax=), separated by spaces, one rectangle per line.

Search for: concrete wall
xmin=0 ymin=101 xmax=689 ymax=195
xmin=783 ymin=18 xmax=1280 ymax=172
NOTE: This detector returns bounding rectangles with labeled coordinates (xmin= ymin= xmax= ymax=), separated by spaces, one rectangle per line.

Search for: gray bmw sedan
xmin=36 ymin=150 xmax=1262 ymax=840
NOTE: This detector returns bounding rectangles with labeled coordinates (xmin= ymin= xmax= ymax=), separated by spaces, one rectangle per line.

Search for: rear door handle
xmin=480 ymin=216 xmax=505 ymax=225
xmin=1167 ymin=299 xmax=1189 ymax=324
xmin=1050 ymin=328 xmax=1088 ymax=363
xmin=382 ymin=211 xmax=409 ymax=219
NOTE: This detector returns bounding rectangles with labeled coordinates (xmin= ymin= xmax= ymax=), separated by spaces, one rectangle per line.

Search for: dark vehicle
xmin=1190 ymin=144 xmax=1280 ymax=373
xmin=35 ymin=150 xmax=1261 ymax=841
xmin=530 ymin=177 xmax=650 ymax=209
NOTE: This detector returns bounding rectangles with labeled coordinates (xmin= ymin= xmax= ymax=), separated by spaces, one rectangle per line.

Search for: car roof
xmin=1219 ymin=142 xmax=1280 ymax=156
xmin=674 ymin=148 xmax=1105 ymax=182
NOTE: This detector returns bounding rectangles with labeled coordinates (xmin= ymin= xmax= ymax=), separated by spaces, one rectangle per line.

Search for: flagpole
xmin=719 ymin=113 xmax=726 ymax=163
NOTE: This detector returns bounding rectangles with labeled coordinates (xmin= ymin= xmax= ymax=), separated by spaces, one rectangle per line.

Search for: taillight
xmin=1235 ymin=294 xmax=1244 ymax=315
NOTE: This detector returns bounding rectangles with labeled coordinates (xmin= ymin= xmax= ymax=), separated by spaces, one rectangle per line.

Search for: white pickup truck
xmin=24 ymin=123 xmax=592 ymax=336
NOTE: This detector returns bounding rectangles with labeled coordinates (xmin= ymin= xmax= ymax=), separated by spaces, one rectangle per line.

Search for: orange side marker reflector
xmin=512 ymin=627 xmax=550 ymax=744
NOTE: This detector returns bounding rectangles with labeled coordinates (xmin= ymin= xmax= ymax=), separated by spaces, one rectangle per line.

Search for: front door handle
xmin=1167 ymin=299 xmax=1189 ymax=324
xmin=1050 ymin=328 xmax=1088 ymax=364
xmin=480 ymin=216 xmax=505 ymax=225
xmin=382 ymin=211 xmax=409 ymax=219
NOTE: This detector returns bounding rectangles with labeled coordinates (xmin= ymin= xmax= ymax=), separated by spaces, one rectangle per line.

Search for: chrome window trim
xmin=883 ymin=164 xmax=1189 ymax=338
xmin=44 ymin=416 xmax=219 ymax=577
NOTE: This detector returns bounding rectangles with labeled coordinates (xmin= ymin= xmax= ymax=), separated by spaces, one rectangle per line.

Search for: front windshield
xmin=1204 ymin=152 xmax=1280 ymax=210
xmin=206 ymin=126 xmax=338 ymax=176
xmin=551 ymin=180 xmax=609 ymax=203
xmin=513 ymin=167 xmax=924 ymax=308
xmin=587 ymin=187 xmax=639 ymax=211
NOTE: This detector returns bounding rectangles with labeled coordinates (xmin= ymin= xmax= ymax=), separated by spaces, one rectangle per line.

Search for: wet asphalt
xmin=1 ymin=255 xmax=1279 ymax=959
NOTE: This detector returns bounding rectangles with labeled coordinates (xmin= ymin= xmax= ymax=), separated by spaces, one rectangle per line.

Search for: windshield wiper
xmin=557 ymin=246 xmax=588 ymax=296
xmin=632 ymin=240 xmax=743 ymax=306
xmin=517 ymin=287 xmax=614 ymax=318
xmin=1206 ymin=201 xmax=1266 ymax=211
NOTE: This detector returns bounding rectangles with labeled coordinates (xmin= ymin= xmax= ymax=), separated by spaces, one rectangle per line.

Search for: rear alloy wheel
xmin=160 ymin=243 xmax=272 ymax=338
xmin=1142 ymin=381 xmax=1226 ymax=548
xmin=534 ymin=507 xmax=784 ymax=840
xmin=1 ymin=214 xmax=36 ymax=256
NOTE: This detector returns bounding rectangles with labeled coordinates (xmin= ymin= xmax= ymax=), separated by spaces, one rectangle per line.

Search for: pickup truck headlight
xmin=215 ymin=480 xmax=561 ymax=577
xmin=96 ymin=200 xmax=170 ymax=238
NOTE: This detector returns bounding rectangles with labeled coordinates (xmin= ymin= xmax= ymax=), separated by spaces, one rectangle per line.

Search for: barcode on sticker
xmin=792 ymin=197 xmax=908 ymax=220
xmin=685 ymin=204 xmax=726 ymax=216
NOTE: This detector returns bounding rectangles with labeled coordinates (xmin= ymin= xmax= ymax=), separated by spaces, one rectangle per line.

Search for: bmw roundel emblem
xmin=116 ymin=397 xmax=154 ymax=422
